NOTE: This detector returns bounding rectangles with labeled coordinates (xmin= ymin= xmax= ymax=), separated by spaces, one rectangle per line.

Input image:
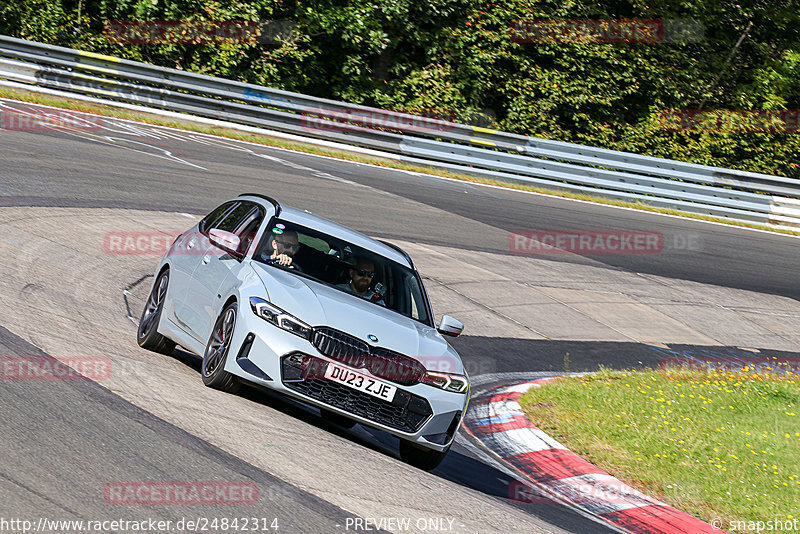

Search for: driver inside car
xmin=337 ymin=257 xmax=385 ymax=305
xmin=266 ymin=228 xmax=302 ymax=270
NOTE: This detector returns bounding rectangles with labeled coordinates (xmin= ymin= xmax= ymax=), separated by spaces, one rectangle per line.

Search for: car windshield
xmin=253 ymin=219 xmax=432 ymax=326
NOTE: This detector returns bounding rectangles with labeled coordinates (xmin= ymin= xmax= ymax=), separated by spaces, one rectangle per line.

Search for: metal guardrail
xmin=1 ymin=35 xmax=799 ymax=227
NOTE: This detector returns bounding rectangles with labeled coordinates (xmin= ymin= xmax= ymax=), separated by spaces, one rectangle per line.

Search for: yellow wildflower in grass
xmin=518 ymin=365 xmax=800 ymax=527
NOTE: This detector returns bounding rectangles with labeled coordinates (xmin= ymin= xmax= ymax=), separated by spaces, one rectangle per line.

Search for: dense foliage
xmin=2 ymin=1 xmax=798 ymax=177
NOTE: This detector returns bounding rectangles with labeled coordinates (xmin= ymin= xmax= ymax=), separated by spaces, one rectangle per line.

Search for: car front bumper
xmin=223 ymin=313 xmax=468 ymax=452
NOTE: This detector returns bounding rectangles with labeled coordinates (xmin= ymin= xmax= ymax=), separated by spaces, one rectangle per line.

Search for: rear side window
xmin=199 ymin=201 xmax=238 ymax=234
xmin=233 ymin=205 xmax=266 ymax=255
xmin=214 ymin=202 xmax=256 ymax=233
xmin=204 ymin=201 xmax=266 ymax=255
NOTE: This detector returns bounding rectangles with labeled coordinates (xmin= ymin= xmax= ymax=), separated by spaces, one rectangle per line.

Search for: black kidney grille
xmin=281 ymin=354 xmax=432 ymax=433
xmin=312 ymin=327 xmax=370 ymax=368
xmin=312 ymin=327 xmax=425 ymax=385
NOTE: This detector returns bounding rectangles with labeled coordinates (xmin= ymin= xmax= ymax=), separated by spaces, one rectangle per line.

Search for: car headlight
xmin=249 ymin=297 xmax=312 ymax=339
xmin=422 ymin=371 xmax=469 ymax=393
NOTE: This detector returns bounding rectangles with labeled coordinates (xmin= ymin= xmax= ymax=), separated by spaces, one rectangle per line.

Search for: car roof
xmin=237 ymin=195 xmax=413 ymax=268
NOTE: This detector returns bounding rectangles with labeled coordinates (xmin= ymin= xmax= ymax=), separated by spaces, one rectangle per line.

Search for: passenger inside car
xmin=336 ymin=257 xmax=386 ymax=306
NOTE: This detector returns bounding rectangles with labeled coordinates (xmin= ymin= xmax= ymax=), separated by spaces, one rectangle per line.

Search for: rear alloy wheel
xmin=137 ymin=270 xmax=176 ymax=354
xmin=320 ymin=408 xmax=357 ymax=429
xmin=202 ymin=302 xmax=241 ymax=393
xmin=399 ymin=440 xmax=450 ymax=471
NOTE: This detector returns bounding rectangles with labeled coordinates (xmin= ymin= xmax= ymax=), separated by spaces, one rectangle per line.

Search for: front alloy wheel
xmin=202 ymin=301 xmax=241 ymax=393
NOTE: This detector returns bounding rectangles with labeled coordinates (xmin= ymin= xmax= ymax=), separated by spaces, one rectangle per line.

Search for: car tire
xmin=202 ymin=301 xmax=241 ymax=394
xmin=137 ymin=269 xmax=176 ymax=355
xmin=399 ymin=440 xmax=450 ymax=471
xmin=320 ymin=408 xmax=357 ymax=429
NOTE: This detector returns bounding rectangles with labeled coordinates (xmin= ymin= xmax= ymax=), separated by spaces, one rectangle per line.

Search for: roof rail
xmin=379 ymin=240 xmax=414 ymax=268
xmin=238 ymin=193 xmax=281 ymax=215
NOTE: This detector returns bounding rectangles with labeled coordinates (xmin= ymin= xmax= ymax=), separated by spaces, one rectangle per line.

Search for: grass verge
xmin=519 ymin=366 xmax=800 ymax=525
xmin=1 ymin=85 xmax=799 ymax=237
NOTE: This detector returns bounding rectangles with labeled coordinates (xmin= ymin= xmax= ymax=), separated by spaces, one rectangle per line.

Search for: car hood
xmin=250 ymin=263 xmax=463 ymax=373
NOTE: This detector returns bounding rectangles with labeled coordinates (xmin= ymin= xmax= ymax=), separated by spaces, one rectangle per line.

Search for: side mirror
xmin=208 ymin=229 xmax=241 ymax=254
xmin=437 ymin=315 xmax=464 ymax=337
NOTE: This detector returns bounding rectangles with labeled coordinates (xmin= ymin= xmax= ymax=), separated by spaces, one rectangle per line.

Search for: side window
xmin=199 ymin=201 xmax=238 ymax=234
xmin=410 ymin=292 xmax=420 ymax=320
xmin=233 ymin=206 xmax=265 ymax=254
xmin=202 ymin=201 xmax=265 ymax=255
xmin=209 ymin=201 xmax=265 ymax=255
xmin=234 ymin=207 xmax=264 ymax=237
xmin=298 ymin=233 xmax=331 ymax=254
xmin=406 ymin=273 xmax=429 ymax=323
xmin=214 ymin=202 xmax=255 ymax=233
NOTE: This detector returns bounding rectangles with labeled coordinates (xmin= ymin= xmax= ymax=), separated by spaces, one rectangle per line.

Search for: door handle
xmin=202 ymin=255 xmax=210 ymax=265
xmin=186 ymin=239 xmax=196 ymax=250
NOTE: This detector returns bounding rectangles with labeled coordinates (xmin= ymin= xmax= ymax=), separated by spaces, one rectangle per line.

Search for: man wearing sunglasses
xmin=268 ymin=229 xmax=301 ymax=270
xmin=337 ymin=257 xmax=385 ymax=305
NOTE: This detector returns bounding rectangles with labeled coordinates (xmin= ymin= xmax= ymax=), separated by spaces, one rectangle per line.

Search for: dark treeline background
xmin=2 ymin=1 xmax=798 ymax=178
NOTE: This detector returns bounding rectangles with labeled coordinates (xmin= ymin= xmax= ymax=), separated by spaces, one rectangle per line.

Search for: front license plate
xmin=323 ymin=363 xmax=397 ymax=402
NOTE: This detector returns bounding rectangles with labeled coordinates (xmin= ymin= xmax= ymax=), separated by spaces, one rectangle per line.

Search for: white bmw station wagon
xmin=137 ymin=194 xmax=469 ymax=469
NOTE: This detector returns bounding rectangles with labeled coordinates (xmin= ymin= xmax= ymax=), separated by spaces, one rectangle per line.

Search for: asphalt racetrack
xmin=2 ymin=98 xmax=799 ymax=533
